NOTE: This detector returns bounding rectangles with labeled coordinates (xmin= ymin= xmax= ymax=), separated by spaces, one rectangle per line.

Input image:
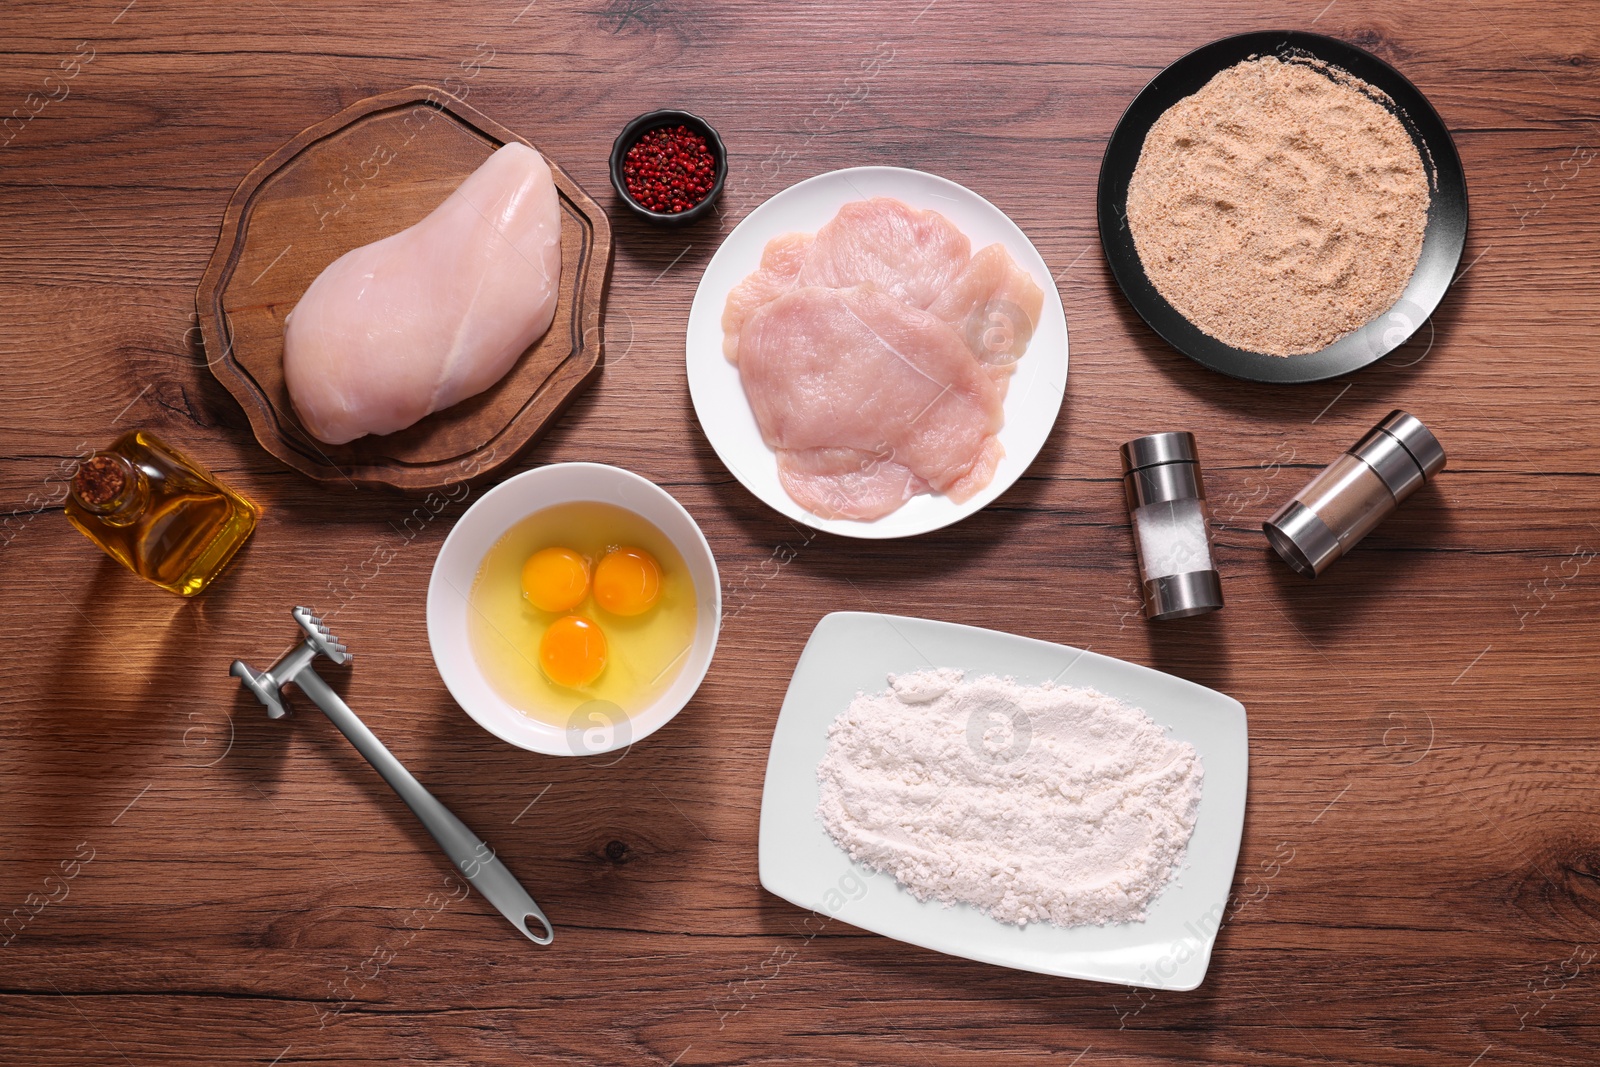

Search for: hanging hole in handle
xmin=522 ymin=911 xmax=554 ymax=945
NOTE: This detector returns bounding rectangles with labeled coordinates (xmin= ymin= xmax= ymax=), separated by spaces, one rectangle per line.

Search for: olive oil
xmin=66 ymin=431 xmax=257 ymax=596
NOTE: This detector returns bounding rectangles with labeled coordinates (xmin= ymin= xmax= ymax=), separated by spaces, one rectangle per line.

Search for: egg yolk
xmin=521 ymin=547 xmax=589 ymax=613
xmin=538 ymin=615 xmax=607 ymax=688
xmin=593 ymin=546 xmax=662 ymax=616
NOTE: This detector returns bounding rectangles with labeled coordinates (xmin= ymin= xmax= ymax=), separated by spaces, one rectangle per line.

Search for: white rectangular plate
xmin=757 ymin=611 xmax=1248 ymax=990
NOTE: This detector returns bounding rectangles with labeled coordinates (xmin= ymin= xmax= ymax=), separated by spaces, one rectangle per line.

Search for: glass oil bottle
xmin=66 ymin=431 xmax=258 ymax=596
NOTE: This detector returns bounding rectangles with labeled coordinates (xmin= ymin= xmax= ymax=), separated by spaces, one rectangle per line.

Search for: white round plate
xmin=686 ymin=166 xmax=1069 ymax=540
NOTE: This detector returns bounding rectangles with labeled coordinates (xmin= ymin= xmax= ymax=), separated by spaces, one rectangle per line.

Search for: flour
xmin=815 ymin=670 xmax=1203 ymax=928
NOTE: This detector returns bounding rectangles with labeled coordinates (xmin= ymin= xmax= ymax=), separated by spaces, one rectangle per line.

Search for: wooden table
xmin=3 ymin=2 xmax=1597 ymax=1064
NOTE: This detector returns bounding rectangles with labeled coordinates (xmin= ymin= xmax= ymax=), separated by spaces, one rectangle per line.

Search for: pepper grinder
xmin=1263 ymin=410 xmax=1446 ymax=577
xmin=1120 ymin=432 xmax=1225 ymax=620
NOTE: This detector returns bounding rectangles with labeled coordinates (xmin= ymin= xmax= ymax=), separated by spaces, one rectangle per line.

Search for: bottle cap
xmin=1351 ymin=410 xmax=1447 ymax=502
xmin=71 ymin=453 xmax=142 ymax=516
xmin=1120 ymin=431 xmax=1198 ymax=473
xmin=1121 ymin=432 xmax=1206 ymax=508
xmin=1143 ymin=570 xmax=1225 ymax=621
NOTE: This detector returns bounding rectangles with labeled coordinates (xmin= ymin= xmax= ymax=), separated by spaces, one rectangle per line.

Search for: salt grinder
xmin=1120 ymin=432 xmax=1224 ymax=620
xmin=1263 ymin=410 xmax=1446 ymax=577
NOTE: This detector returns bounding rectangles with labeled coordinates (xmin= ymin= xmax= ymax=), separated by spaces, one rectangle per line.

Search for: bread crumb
xmin=1127 ymin=55 xmax=1430 ymax=357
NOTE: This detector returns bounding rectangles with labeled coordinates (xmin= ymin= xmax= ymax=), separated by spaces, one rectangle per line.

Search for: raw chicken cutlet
xmin=721 ymin=232 xmax=813 ymax=363
xmin=797 ymin=198 xmax=971 ymax=310
xmin=738 ymin=285 xmax=1004 ymax=521
xmin=929 ymin=243 xmax=1045 ymax=375
xmin=284 ymin=142 xmax=561 ymax=445
xmin=722 ymin=197 xmax=1043 ymax=520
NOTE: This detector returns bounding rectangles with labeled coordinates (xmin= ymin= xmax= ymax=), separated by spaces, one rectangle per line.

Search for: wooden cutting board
xmin=196 ymin=85 xmax=613 ymax=491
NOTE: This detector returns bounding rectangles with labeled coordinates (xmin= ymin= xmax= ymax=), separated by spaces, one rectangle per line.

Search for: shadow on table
xmin=759 ymin=886 xmax=1229 ymax=1036
xmin=15 ymin=553 xmax=294 ymax=853
xmin=1144 ymin=608 xmax=1236 ymax=696
xmin=1258 ymin=479 xmax=1460 ymax=643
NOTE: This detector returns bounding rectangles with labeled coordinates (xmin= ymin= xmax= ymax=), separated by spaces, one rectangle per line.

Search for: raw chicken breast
xmin=738 ymin=285 xmax=1005 ymax=521
xmin=774 ymin=446 xmax=930 ymax=521
xmin=283 ymin=142 xmax=561 ymax=445
xmin=927 ymin=243 xmax=1046 ymax=375
xmin=720 ymin=198 xmax=1046 ymax=521
xmin=720 ymin=232 xmax=812 ymax=363
xmin=796 ymin=198 xmax=970 ymax=309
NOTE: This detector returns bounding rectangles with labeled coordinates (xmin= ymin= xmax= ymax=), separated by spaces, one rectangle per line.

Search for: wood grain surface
xmin=2 ymin=2 xmax=1598 ymax=1065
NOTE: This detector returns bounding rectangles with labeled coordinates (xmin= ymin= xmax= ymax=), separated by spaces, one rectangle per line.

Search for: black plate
xmin=1097 ymin=31 xmax=1468 ymax=384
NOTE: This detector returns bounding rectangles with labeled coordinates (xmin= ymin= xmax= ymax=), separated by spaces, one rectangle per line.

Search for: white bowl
xmin=426 ymin=462 xmax=721 ymax=756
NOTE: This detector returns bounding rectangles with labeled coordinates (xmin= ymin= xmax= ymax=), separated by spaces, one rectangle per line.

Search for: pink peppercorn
xmin=621 ymin=125 xmax=716 ymax=213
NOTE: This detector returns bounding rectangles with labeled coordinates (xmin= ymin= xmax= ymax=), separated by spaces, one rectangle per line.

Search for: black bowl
xmin=609 ymin=109 xmax=726 ymax=226
xmin=1097 ymin=30 xmax=1469 ymax=384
